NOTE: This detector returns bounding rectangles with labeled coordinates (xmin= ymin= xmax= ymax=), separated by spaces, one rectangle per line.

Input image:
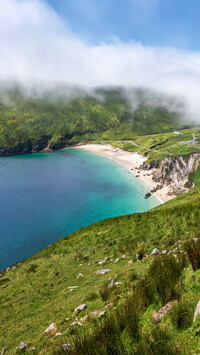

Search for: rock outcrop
xmin=141 ymin=153 xmax=200 ymax=195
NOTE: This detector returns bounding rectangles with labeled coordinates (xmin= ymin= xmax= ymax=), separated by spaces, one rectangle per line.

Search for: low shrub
xmin=170 ymin=300 xmax=193 ymax=329
xmin=99 ymin=282 xmax=111 ymax=301
xmin=27 ymin=264 xmax=38 ymax=273
xmin=147 ymin=254 xmax=185 ymax=304
xmin=137 ymin=325 xmax=180 ymax=355
xmin=184 ymin=239 xmax=200 ymax=271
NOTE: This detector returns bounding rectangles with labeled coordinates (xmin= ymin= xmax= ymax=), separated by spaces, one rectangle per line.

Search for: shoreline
xmin=73 ymin=144 xmax=176 ymax=204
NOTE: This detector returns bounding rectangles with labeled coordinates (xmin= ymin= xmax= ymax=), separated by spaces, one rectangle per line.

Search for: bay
xmin=0 ymin=148 xmax=160 ymax=270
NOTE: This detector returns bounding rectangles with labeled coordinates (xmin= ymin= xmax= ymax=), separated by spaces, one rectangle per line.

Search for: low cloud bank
xmin=1 ymin=0 xmax=200 ymax=120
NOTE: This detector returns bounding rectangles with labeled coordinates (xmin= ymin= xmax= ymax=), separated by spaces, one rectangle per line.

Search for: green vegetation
xmin=1 ymin=188 xmax=200 ymax=354
xmin=119 ymin=128 xmax=200 ymax=164
xmin=0 ymin=85 xmax=192 ymax=152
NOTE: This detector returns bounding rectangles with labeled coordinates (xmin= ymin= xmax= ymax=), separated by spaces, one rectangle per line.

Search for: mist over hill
xmin=0 ymin=82 xmax=193 ymax=154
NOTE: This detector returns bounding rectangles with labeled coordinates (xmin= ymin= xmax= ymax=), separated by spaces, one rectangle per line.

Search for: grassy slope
xmin=0 ymin=188 xmax=200 ymax=354
xmin=108 ymin=128 xmax=200 ymax=163
xmin=0 ymin=86 xmax=190 ymax=149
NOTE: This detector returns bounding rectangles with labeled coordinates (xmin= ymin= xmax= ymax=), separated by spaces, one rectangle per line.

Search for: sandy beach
xmin=74 ymin=144 xmax=176 ymax=204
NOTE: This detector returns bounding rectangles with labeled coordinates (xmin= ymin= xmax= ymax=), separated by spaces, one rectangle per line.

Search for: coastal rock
xmin=44 ymin=323 xmax=57 ymax=335
xmin=74 ymin=304 xmax=87 ymax=312
xmin=193 ymin=300 xmax=200 ymax=322
xmin=145 ymin=192 xmax=151 ymax=199
xmin=151 ymin=248 xmax=160 ymax=255
xmin=96 ymin=269 xmax=110 ymax=275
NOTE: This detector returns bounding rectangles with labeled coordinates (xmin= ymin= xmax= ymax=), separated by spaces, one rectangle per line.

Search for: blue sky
xmin=46 ymin=0 xmax=200 ymax=50
xmin=1 ymin=0 xmax=200 ymax=120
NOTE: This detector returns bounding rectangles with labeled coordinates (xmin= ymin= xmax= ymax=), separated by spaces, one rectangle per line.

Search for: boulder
xmin=151 ymin=248 xmax=160 ymax=255
xmin=145 ymin=192 xmax=151 ymax=199
xmin=74 ymin=304 xmax=87 ymax=312
xmin=194 ymin=300 xmax=200 ymax=322
xmin=44 ymin=323 xmax=57 ymax=335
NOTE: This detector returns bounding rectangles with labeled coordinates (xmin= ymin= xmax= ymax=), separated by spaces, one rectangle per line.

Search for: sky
xmin=1 ymin=0 xmax=200 ymax=119
xmin=46 ymin=0 xmax=200 ymax=50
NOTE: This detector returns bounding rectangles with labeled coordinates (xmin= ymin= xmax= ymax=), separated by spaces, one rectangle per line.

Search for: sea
xmin=0 ymin=148 xmax=160 ymax=270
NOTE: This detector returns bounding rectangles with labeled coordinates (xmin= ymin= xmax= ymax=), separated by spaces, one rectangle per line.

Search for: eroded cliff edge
xmin=141 ymin=153 xmax=200 ymax=195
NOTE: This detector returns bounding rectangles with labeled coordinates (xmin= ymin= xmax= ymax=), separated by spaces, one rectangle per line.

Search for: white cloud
xmin=1 ymin=0 xmax=200 ymax=120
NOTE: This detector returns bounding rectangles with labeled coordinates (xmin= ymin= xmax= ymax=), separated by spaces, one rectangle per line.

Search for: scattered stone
xmin=194 ymin=238 xmax=199 ymax=242
xmin=1 ymin=349 xmax=5 ymax=355
xmin=162 ymin=250 xmax=168 ymax=254
xmin=92 ymin=310 xmax=106 ymax=318
xmin=114 ymin=258 xmax=120 ymax=263
xmin=128 ymin=260 xmax=133 ymax=264
xmin=65 ymin=317 xmax=70 ymax=321
xmin=68 ymin=286 xmax=79 ymax=290
xmin=194 ymin=300 xmax=200 ymax=322
xmin=44 ymin=323 xmax=57 ymax=335
xmin=18 ymin=342 xmax=27 ymax=351
xmin=55 ymin=333 xmax=63 ymax=337
xmin=0 ymin=274 xmax=3 ymax=277
xmin=104 ymin=257 xmax=109 ymax=261
xmin=71 ymin=321 xmax=83 ymax=327
xmin=121 ymin=255 xmax=126 ymax=258
xmin=145 ymin=192 xmax=151 ymax=199
xmin=98 ymin=260 xmax=106 ymax=265
xmin=151 ymin=248 xmax=160 ymax=255
xmin=108 ymin=279 xmax=115 ymax=289
xmin=74 ymin=304 xmax=87 ymax=312
xmin=80 ymin=315 xmax=90 ymax=322
xmin=30 ymin=347 xmax=36 ymax=352
xmin=62 ymin=344 xmax=71 ymax=351
xmin=152 ymin=302 xmax=173 ymax=323
xmin=6 ymin=267 xmax=10 ymax=272
xmin=114 ymin=282 xmax=122 ymax=286
xmin=77 ymin=273 xmax=84 ymax=279
xmin=96 ymin=269 xmax=110 ymax=275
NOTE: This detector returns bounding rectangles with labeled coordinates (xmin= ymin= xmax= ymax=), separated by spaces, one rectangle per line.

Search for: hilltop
xmin=0 ymin=84 xmax=193 ymax=155
xmin=0 ymin=188 xmax=200 ymax=354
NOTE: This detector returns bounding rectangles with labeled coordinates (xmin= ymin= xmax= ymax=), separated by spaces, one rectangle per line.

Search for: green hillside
xmin=0 ymin=85 xmax=192 ymax=153
xmin=1 ymin=188 xmax=200 ymax=354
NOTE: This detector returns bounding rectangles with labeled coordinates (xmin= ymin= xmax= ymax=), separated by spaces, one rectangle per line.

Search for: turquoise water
xmin=0 ymin=148 xmax=160 ymax=270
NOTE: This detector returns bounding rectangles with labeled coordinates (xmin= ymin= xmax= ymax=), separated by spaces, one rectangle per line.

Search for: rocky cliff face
xmin=142 ymin=153 xmax=200 ymax=195
xmin=0 ymin=134 xmax=74 ymax=156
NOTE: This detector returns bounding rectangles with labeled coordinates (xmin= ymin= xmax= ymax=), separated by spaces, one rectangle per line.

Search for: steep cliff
xmin=142 ymin=153 xmax=200 ymax=195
